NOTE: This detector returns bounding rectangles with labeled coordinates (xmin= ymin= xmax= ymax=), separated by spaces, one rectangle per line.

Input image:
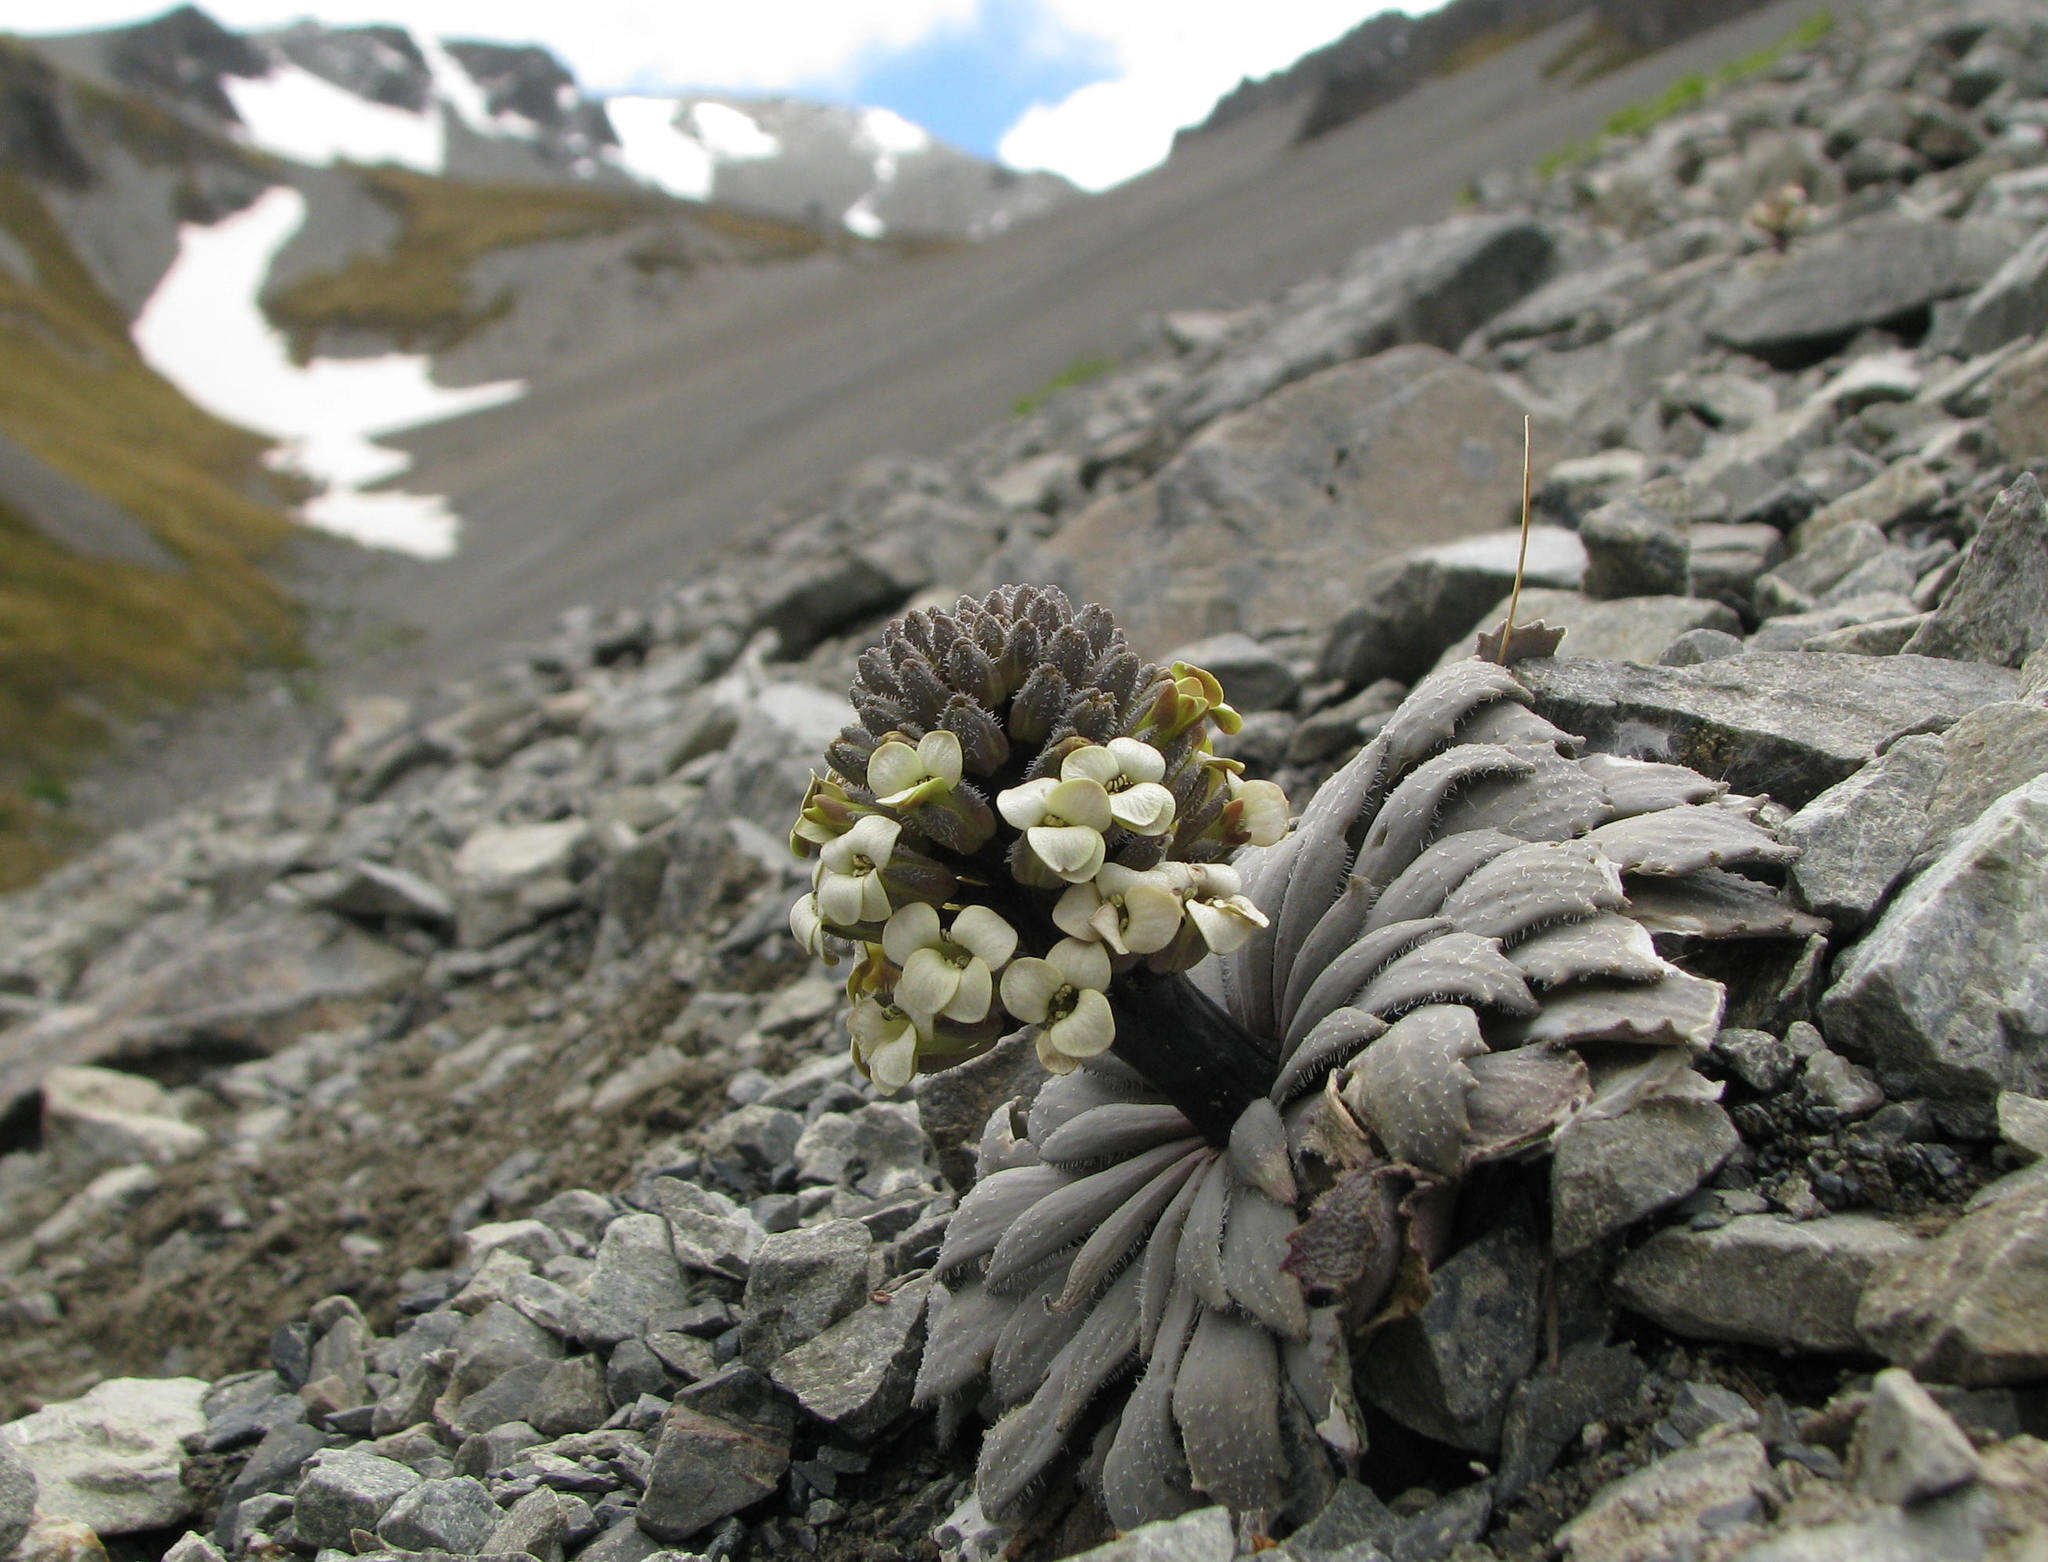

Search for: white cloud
xmin=1000 ymin=3 xmax=1395 ymax=191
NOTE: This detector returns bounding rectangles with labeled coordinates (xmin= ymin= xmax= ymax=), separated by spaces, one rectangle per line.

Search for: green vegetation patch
xmin=0 ymin=171 xmax=303 ymax=888
xmin=1535 ymin=10 xmax=1835 ymax=178
xmin=265 ymin=167 xmax=832 ymax=357
xmin=1013 ymin=355 xmax=1116 ymax=418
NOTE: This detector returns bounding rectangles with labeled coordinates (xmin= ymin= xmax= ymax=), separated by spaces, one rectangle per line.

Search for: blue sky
xmin=0 ymin=2 xmax=1423 ymax=189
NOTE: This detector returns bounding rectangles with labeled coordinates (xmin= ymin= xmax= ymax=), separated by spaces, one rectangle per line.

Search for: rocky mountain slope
xmin=3 ymin=2 xmax=2047 ymax=1560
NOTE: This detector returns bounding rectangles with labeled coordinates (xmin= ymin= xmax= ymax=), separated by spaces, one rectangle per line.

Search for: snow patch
xmin=603 ymin=95 xmax=713 ymax=200
xmin=413 ymin=30 xmax=539 ymax=141
xmin=222 ymin=63 xmax=444 ymax=174
xmin=691 ymin=101 xmax=780 ymax=161
xmin=131 ymin=186 xmax=523 ymax=559
xmin=842 ymin=195 xmax=885 ymax=239
xmin=859 ymin=106 xmax=930 ymax=158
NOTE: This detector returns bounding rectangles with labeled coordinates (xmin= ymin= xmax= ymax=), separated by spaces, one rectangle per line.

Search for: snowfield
xmin=131 ymin=185 xmax=525 ymax=559
xmin=222 ymin=64 xmax=445 ymax=174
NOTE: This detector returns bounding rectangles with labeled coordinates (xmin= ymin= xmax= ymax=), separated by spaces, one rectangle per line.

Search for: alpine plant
xmin=788 ymin=587 xmax=1821 ymax=1535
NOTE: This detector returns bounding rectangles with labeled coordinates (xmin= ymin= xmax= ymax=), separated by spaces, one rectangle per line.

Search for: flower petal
xmin=945 ymin=959 xmax=993 ymax=1023
xmin=917 ymin=729 xmax=964 ymax=785
xmin=1120 ymin=883 xmax=1186 ymax=954
xmin=867 ymin=1027 xmax=919 ymax=1091
xmin=1109 ymin=782 xmax=1177 ymax=836
xmin=845 ymin=813 xmax=902 ymax=862
xmin=898 ymin=947 xmax=961 ymax=1017
xmin=996 ymin=777 xmax=1055 ymax=829
xmin=1232 ymin=778 xmax=1290 ymax=846
xmin=1046 ymin=777 xmax=1114 ymax=832
xmin=1053 ymin=882 xmax=1104 ymax=940
xmin=865 ymin=741 xmax=923 ymax=800
xmin=882 ymin=901 xmax=942 ymax=966
xmin=999 ymin=957 xmax=1061 ymax=1024
xmin=857 ymin=871 xmax=894 ymax=924
xmin=1106 ymin=736 xmax=1166 ymax=783
xmin=1049 ymin=989 xmax=1115 ymax=1058
xmin=1030 ymin=824 xmax=1106 ymax=883
xmin=951 ymin=905 xmax=1018 ymax=967
xmin=1035 ymin=1026 xmax=1078 ymax=1075
xmin=1186 ymin=897 xmax=1262 ymax=955
xmin=1061 ymin=744 xmax=1121 ymax=786
xmin=1049 ymin=937 xmax=1113 ymax=991
xmin=1087 ymin=901 xmax=1129 ymax=954
xmin=817 ymin=871 xmax=868 ymax=927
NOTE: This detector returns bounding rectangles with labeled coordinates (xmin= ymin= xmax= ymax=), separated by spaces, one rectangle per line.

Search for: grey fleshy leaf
xmin=1350 ymin=744 xmax=1536 ymax=894
xmin=1221 ymin=1174 xmax=1310 ymax=1341
xmin=1053 ymin=1146 xmax=1207 ymax=1313
xmin=1378 ymin=658 xmax=1526 ymax=773
xmin=1227 ymin=1097 xmax=1297 ymax=1207
xmin=1039 ymin=1102 xmax=1202 ymax=1169
xmin=1507 ymin=913 xmax=1666 ymax=989
xmin=1586 ymin=801 xmax=1799 ymax=877
xmin=1172 ymin=1307 xmax=1289 ymax=1515
xmin=1354 ymin=930 xmax=1536 ymax=1021
xmin=986 ymin=1139 xmax=1205 ymax=1291
xmin=1103 ymin=1279 xmax=1201 ymax=1530
xmin=1285 ymin=917 xmax=1450 ymax=1049
xmin=915 ymin=1279 xmax=1011 ymax=1405
xmin=1439 ymin=839 xmax=1627 ymax=943
xmin=1622 ymin=868 xmax=1831 ymax=939
xmin=936 ymin=1162 xmax=1068 ymax=1278
xmin=1363 ymin=829 xmax=1522 ymax=934
xmin=1577 ymin=752 xmax=1726 ymax=816
xmin=1504 ymin=968 xmax=1725 ymax=1052
xmin=1342 ymin=1003 xmax=1487 ymax=1177
xmin=1272 ymin=1007 xmax=1388 ymax=1105
xmin=1175 ymin=1155 xmax=1233 ymax=1313
xmin=1140 ymin=1154 xmax=1212 ymax=1357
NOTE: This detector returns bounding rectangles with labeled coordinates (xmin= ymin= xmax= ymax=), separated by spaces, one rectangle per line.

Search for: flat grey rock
xmin=1785 ymin=732 xmax=1944 ymax=935
xmin=1515 ymin=653 xmax=2018 ymax=807
xmin=1550 ymin=1095 xmax=1739 ymax=1255
xmin=736 ymin=1218 xmax=871 ymax=1368
xmin=1906 ymin=473 xmax=2048 ymax=669
xmin=770 ymin=1277 xmax=929 ymax=1442
xmin=1612 ymin=1214 xmax=1924 ymax=1352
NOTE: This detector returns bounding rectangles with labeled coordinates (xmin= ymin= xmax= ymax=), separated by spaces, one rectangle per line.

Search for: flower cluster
xmin=788 ymin=587 xmax=1288 ymax=1087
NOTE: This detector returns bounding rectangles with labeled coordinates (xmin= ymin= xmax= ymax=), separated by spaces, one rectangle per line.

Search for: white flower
xmin=849 ymin=995 xmax=926 ymax=1091
xmin=1229 ymin=774 xmax=1290 ymax=847
xmin=882 ymin=902 xmax=1018 ymax=1024
xmin=1061 ymin=738 xmax=1177 ymax=836
xmin=1169 ymin=862 xmax=1270 ymax=955
xmin=789 ymin=893 xmax=837 ymax=964
xmin=866 ymin=730 xmax=963 ymax=808
xmin=996 ymin=775 xmax=1113 ymax=882
xmin=999 ymin=937 xmax=1115 ymax=1066
xmin=1053 ymin=864 xmax=1184 ymax=955
xmin=814 ymin=814 xmax=901 ymax=926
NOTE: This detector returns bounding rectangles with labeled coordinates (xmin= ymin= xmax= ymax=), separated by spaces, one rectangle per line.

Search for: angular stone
xmin=1613 ymin=1214 xmax=1925 ymax=1352
xmin=486 ymin=1486 xmax=569 ymax=1561
xmin=754 ymin=554 xmax=909 ymax=659
xmin=638 ymin=1178 xmax=763 ymax=1279
xmin=1906 ymin=474 xmax=2048 ymax=670
xmin=1999 ymin=1093 xmax=2048 ymax=1162
xmin=1581 ymin=499 xmax=1689 ymax=599
xmin=1062 ymin=1505 xmax=1234 ymax=1562
xmin=0 ymin=907 xmax=417 ymax=1119
xmin=1857 ymin=1174 xmax=2048 ymax=1386
xmin=573 ymin=1213 xmax=692 ymax=1349
xmin=1821 ymin=777 xmax=2048 ymax=1127
xmin=1916 ymin=702 xmax=2048 ymax=866
xmin=528 ymin=1356 xmax=609 ymax=1437
xmin=1496 ymin=1342 xmax=1646 ymax=1502
xmin=1706 ymin=216 xmax=2021 ymax=366
xmin=791 ymin=1103 xmax=933 ymax=1198
xmin=1167 ymin=632 xmax=1300 ymax=713
xmin=293 ymin=1449 xmax=423 ymax=1551
xmin=450 ymin=1302 xmax=564 ymax=1397
xmin=913 ymin=1030 xmax=1043 ymax=1192
xmin=296 ymin=859 xmax=454 ymax=926
xmin=1555 ymin=1432 xmax=1770 ymax=1562
xmin=451 ymin=820 xmax=591 ymax=948
xmin=1989 ymin=335 xmax=2048 ymax=462
xmin=1048 ymin=347 xmax=1562 ymax=655
xmin=1851 ymin=1370 xmax=1980 ymax=1505
xmin=1551 ymin=1095 xmax=1739 ymax=1256
xmin=770 ymin=1278 xmax=928 ymax=1442
xmin=1954 ymin=226 xmax=2048 ymax=357
xmin=376 ymin=1475 xmax=500 ymax=1553
xmin=0 ymin=1436 xmax=35 ymax=1560
xmin=736 ymin=1219 xmax=871 ymax=1368
xmin=1793 ymin=458 xmax=1943 ymax=548
xmin=637 ymin=1403 xmax=789 ymax=1544
xmin=1439 ymin=589 xmax=1739 ymax=671
xmin=1178 ymin=216 xmax=1555 ymax=428
xmin=1359 ymin=1207 xmax=1542 ymax=1453
xmin=1784 ymin=733 xmax=1944 ymax=935
xmin=39 ymin=1065 xmax=206 ymax=1176
xmin=0 ymin=1377 xmax=206 ymax=1534
xmin=1319 ymin=525 xmax=1586 ymax=686
xmin=1515 ymin=654 xmax=2018 ymax=807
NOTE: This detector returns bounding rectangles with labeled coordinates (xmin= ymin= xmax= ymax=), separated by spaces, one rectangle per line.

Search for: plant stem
xmin=1108 ymin=966 xmax=1278 ymax=1146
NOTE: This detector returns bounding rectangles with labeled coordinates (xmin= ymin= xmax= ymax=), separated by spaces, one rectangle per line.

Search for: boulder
xmin=285 ymin=1447 xmax=423 ymax=1551
xmin=451 ymin=819 xmax=591 ymax=948
xmin=1177 ymin=215 xmax=1555 ymax=427
xmin=1821 ymin=776 xmax=2048 ymax=1128
xmin=769 ymin=1278 xmax=929 ymax=1442
xmin=735 ymin=1219 xmax=872 ymax=1368
xmin=1611 ymin=1214 xmax=1924 ymax=1352
xmin=638 ymin=1398 xmax=790 ymax=1544
xmin=1784 ymin=733 xmax=1944 ymax=934
xmin=572 ymin=1212 xmax=692 ymax=1349
xmin=1857 ymin=1172 xmax=2048 ymax=1386
xmin=1062 ymin=1505 xmax=1234 ymax=1562
xmin=1952 ymin=226 xmax=2048 ymax=357
xmin=40 ymin=1065 xmax=206 ymax=1176
xmin=1904 ymin=473 xmax=2048 ymax=669
xmin=1850 ymin=1370 xmax=1980 ymax=1505
xmin=1555 ymin=1432 xmax=1771 ymax=1562
xmin=1318 ymin=526 xmax=1586 ymax=687
xmin=1705 ymin=216 xmax=2022 ymax=366
xmin=1045 ymin=347 xmax=1561 ymax=656
xmin=1436 ymin=590 xmax=1739 ymax=670
xmin=1515 ymin=654 xmax=2018 ymax=807
xmin=0 ymin=1438 xmax=34 ymax=1559
xmin=1989 ymin=336 xmax=2048 ymax=462
xmin=1914 ymin=702 xmax=2048 ymax=866
xmin=0 ymin=1377 xmax=206 ymax=1534
xmin=1550 ymin=1095 xmax=1739 ymax=1255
